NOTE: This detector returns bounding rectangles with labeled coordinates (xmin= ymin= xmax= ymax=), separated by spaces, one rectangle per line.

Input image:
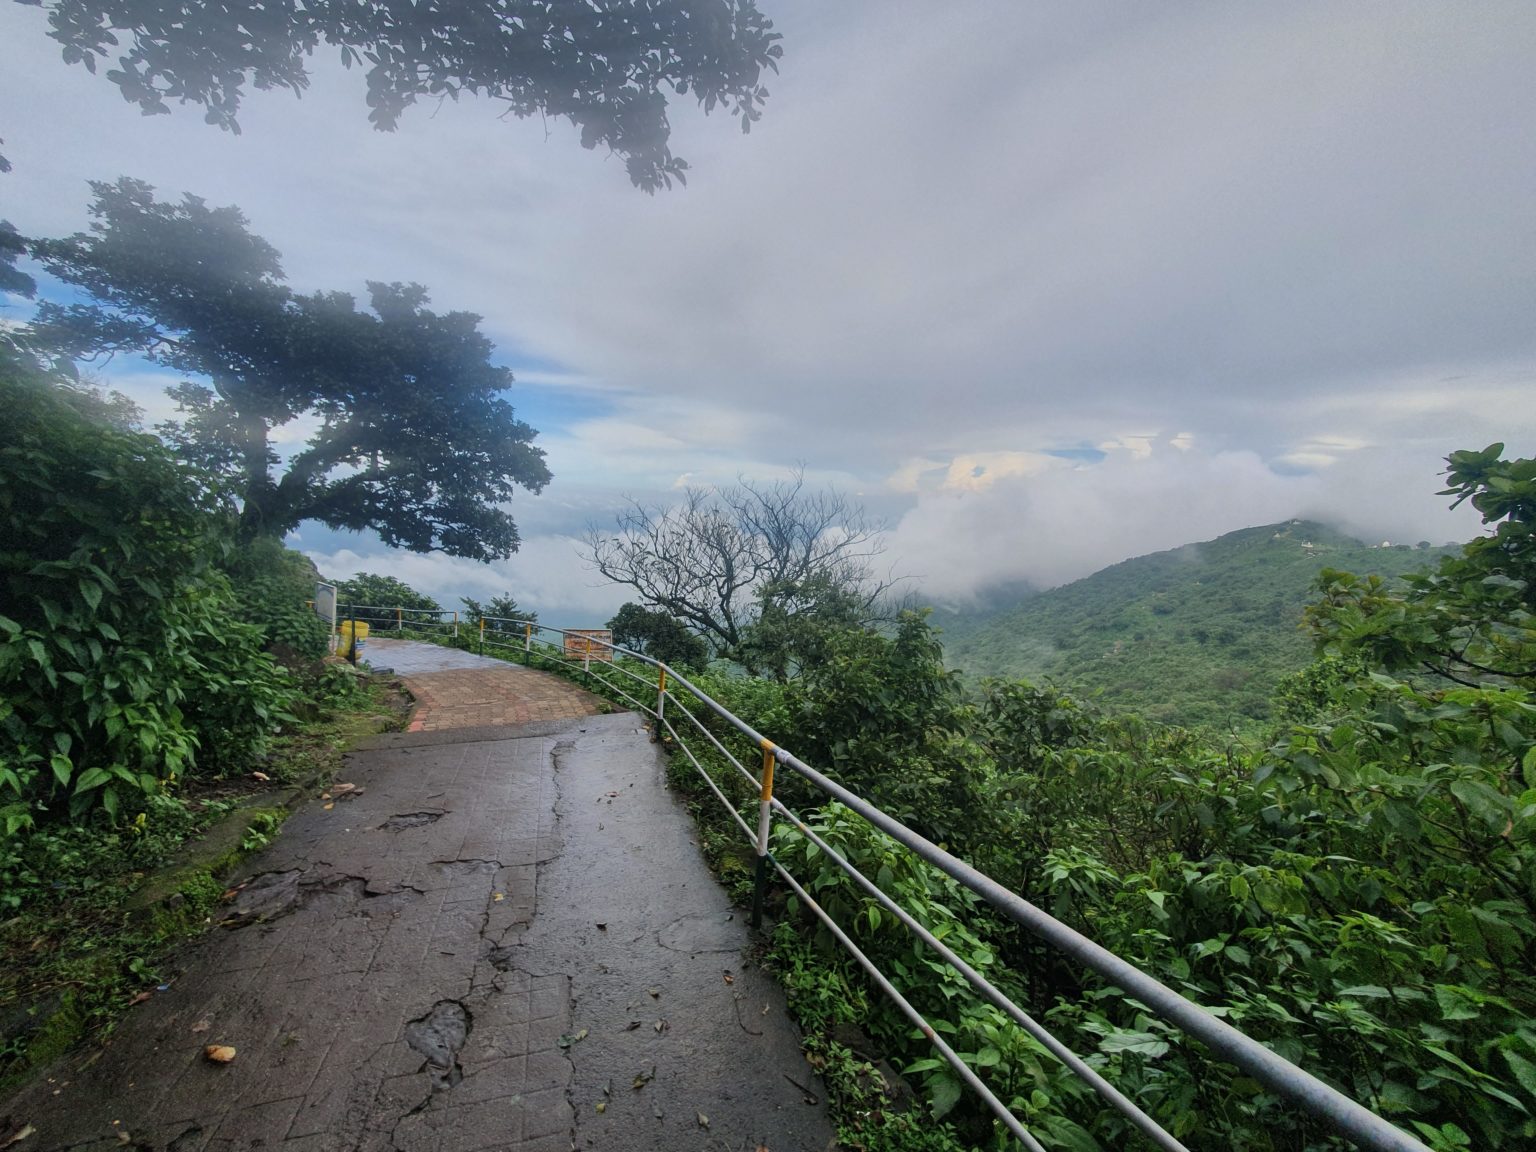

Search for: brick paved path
xmin=1 ymin=642 xmax=832 ymax=1152
xmin=362 ymin=638 xmax=606 ymax=732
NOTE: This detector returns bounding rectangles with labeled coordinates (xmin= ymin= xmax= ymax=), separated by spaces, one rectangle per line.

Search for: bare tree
xmin=582 ymin=471 xmax=892 ymax=663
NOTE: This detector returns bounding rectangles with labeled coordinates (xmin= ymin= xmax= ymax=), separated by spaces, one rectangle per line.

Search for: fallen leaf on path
xmin=647 ymin=987 xmax=660 ymax=998
xmin=322 ymin=803 xmax=334 ymax=810
xmin=128 ymin=991 xmax=151 ymax=1006
xmin=333 ymin=783 xmax=356 ymax=794
xmin=722 ymin=970 xmax=735 ymax=985
xmin=556 ymin=1029 xmax=588 ymax=1049
xmin=492 ymin=893 xmax=504 ymax=902
xmin=632 ymin=1065 xmax=655 ymax=1090
xmin=2 ymin=1123 xmax=36 ymax=1147
xmin=189 ymin=1019 xmax=210 ymax=1033
xmin=594 ymin=1101 xmax=606 ymax=1114
xmin=595 ymin=922 xmax=607 ymax=930
xmin=320 ymin=793 xmax=332 ymax=801
xmin=203 ymin=1045 xmax=237 ymax=1064
xmin=622 ymin=1021 xmax=641 ymax=1031
xmin=696 ymin=1112 xmax=709 ymax=1129
xmin=653 ymin=1019 xmax=668 ymax=1033
xmin=251 ymin=771 xmax=270 ymax=782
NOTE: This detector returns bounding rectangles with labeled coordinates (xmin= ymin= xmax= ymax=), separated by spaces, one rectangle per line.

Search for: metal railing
xmin=355 ymin=611 xmax=1429 ymax=1152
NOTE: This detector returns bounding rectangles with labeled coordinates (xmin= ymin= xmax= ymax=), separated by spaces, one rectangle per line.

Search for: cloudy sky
xmin=3 ymin=2 xmax=1534 ymax=622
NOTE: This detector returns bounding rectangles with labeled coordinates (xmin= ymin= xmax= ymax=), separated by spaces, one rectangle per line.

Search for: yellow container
xmin=337 ymin=620 xmax=370 ymax=656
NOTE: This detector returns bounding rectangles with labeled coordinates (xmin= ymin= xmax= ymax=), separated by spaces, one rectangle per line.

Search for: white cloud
xmin=890 ymin=439 xmax=1486 ymax=605
xmin=303 ymin=533 xmax=628 ymax=627
xmin=3 ymin=0 xmax=1533 ymax=611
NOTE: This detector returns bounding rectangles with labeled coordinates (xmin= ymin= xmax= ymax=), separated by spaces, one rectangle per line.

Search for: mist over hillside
xmin=928 ymin=520 xmax=1458 ymax=729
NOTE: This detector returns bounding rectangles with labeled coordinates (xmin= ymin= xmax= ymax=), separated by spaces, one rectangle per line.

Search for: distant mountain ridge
xmin=931 ymin=520 xmax=1455 ymax=729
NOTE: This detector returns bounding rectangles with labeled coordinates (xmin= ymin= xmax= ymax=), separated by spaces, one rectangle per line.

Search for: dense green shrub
xmin=743 ymin=450 xmax=1536 ymax=1151
xmin=335 ymin=572 xmax=441 ymax=630
xmin=224 ymin=537 xmax=329 ymax=659
xmin=0 ymin=360 xmax=295 ymax=832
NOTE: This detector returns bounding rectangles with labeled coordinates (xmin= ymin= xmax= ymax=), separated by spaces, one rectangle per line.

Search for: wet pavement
xmin=363 ymin=639 xmax=609 ymax=733
xmin=3 ymin=643 xmax=833 ymax=1152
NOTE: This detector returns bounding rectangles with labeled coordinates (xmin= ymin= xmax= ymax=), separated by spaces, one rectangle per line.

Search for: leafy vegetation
xmin=29 ymin=177 xmax=551 ymax=559
xmin=0 ymin=677 xmax=406 ymax=1089
xmin=602 ymin=448 xmax=1536 ymax=1151
xmin=935 ymin=520 xmax=1455 ymax=730
xmin=0 ymin=350 xmax=407 ymax=1085
xmin=18 ymin=0 xmax=784 ymax=191
xmin=1 ymin=353 xmax=296 ymax=828
xmin=335 ymin=572 xmax=443 ymax=633
xmin=608 ymin=602 xmax=708 ymax=671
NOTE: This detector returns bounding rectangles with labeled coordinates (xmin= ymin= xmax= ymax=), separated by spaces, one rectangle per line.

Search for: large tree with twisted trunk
xmin=30 ymin=177 xmax=551 ymax=560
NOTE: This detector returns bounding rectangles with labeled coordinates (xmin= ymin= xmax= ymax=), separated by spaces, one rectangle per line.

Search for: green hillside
xmin=932 ymin=520 xmax=1455 ymax=729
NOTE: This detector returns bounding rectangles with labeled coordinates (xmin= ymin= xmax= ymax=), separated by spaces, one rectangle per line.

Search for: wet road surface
xmin=2 ymin=642 xmax=833 ymax=1151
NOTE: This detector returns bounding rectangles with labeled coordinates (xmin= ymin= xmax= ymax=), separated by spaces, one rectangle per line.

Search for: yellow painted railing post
xmin=653 ymin=665 xmax=667 ymax=742
xmin=479 ymin=616 xmax=485 ymax=654
xmin=524 ymin=621 xmax=532 ymax=665
xmin=583 ymin=635 xmax=592 ymax=676
xmin=753 ymin=740 xmax=777 ymax=930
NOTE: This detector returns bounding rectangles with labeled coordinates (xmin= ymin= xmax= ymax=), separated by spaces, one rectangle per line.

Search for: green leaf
xmin=1503 ymin=1049 xmax=1536 ymax=1100
xmin=73 ymin=766 xmax=111 ymax=793
xmin=928 ymin=1073 xmax=963 ymax=1119
xmin=1338 ymin=985 xmax=1392 ymax=1000
xmin=1099 ymin=1030 xmax=1170 ymax=1058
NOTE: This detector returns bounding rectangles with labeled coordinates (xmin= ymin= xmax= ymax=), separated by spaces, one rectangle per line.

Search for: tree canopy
xmin=18 ymin=0 xmax=782 ymax=191
xmin=29 ymin=177 xmax=551 ymax=561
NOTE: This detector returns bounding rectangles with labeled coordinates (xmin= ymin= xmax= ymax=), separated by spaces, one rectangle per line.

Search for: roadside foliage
xmin=669 ymin=446 xmax=1536 ymax=1152
xmin=1 ymin=359 xmax=296 ymax=838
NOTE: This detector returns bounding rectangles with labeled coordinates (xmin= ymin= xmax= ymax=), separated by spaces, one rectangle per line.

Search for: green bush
xmin=0 ymin=361 xmax=295 ymax=831
xmin=335 ymin=572 xmax=440 ymax=631
xmin=224 ymin=538 xmax=329 ymax=659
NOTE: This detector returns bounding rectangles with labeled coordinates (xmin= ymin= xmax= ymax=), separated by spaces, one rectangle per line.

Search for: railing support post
xmin=479 ymin=616 xmax=485 ymax=655
xmin=583 ymin=636 xmax=592 ymax=680
xmin=453 ymin=610 xmax=459 ymax=639
xmin=397 ymin=606 xmax=402 ymax=634
xmin=653 ymin=665 xmax=667 ymax=742
xmin=524 ymin=622 xmax=531 ymax=665
xmin=752 ymin=741 xmax=776 ymax=930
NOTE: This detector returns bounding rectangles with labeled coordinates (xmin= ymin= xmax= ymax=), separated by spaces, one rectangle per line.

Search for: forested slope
xmin=933 ymin=521 xmax=1456 ymax=728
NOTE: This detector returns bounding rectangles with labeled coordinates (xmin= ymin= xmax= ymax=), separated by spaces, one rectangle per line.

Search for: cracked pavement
xmin=3 ymin=644 xmax=833 ymax=1152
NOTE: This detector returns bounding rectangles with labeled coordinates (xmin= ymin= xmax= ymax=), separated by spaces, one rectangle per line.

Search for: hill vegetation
xmin=648 ymin=445 xmax=1536 ymax=1151
xmin=933 ymin=521 xmax=1456 ymax=729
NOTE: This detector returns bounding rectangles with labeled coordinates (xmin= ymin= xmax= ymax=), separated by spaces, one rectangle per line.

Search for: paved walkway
xmin=362 ymin=639 xmax=607 ymax=732
xmin=3 ymin=642 xmax=832 ymax=1152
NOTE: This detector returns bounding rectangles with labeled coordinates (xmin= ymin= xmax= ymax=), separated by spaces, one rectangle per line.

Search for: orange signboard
xmin=563 ymin=629 xmax=614 ymax=662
